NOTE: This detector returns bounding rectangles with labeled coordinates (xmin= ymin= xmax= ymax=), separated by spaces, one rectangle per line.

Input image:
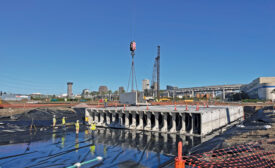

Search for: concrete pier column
xmin=136 ymin=111 xmax=144 ymax=130
xmin=118 ymin=111 xmax=123 ymax=127
xmin=106 ymin=111 xmax=111 ymax=125
xmin=180 ymin=113 xmax=186 ymax=134
xmin=98 ymin=111 xmax=105 ymax=126
xmin=94 ymin=111 xmax=99 ymax=124
xmin=124 ymin=131 xmax=130 ymax=148
xmin=130 ymin=111 xmax=137 ymax=129
xmin=88 ymin=110 xmax=94 ymax=124
xmin=162 ymin=134 xmax=169 ymax=153
xmin=131 ymin=131 xmax=137 ymax=141
xmin=125 ymin=111 xmax=130 ymax=128
xmin=144 ymin=112 xmax=152 ymax=131
xmin=112 ymin=111 xmax=116 ymax=125
xmin=152 ymin=112 xmax=159 ymax=131
xmin=160 ymin=112 xmax=168 ymax=132
xmin=189 ymin=113 xmax=194 ymax=135
xmin=222 ymin=88 xmax=225 ymax=100
xmin=169 ymin=112 xmax=177 ymax=133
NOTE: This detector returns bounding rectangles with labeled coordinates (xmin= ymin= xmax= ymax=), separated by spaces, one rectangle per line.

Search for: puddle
xmin=0 ymin=128 xmax=203 ymax=168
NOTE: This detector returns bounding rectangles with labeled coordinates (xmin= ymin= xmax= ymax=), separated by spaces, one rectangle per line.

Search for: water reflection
xmin=61 ymin=133 xmax=65 ymax=149
xmin=75 ymin=135 xmax=79 ymax=153
xmin=92 ymin=128 xmax=203 ymax=155
xmin=0 ymin=127 xmax=205 ymax=168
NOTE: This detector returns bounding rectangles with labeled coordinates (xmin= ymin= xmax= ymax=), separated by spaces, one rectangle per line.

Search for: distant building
xmin=67 ymin=82 xmax=73 ymax=98
xmin=119 ymin=87 xmax=125 ymax=94
xmin=142 ymin=79 xmax=150 ymax=91
xmin=0 ymin=94 xmax=30 ymax=101
xmin=30 ymin=93 xmax=49 ymax=99
xmin=99 ymin=86 xmax=108 ymax=94
xmin=241 ymin=77 xmax=275 ymax=101
xmin=59 ymin=93 xmax=68 ymax=98
xmin=81 ymin=89 xmax=91 ymax=99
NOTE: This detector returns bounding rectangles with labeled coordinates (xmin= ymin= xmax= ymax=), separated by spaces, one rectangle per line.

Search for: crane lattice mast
xmin=127 ymin=41 xmax=138 ymax=92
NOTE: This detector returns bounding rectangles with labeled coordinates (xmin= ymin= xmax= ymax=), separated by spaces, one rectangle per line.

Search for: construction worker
xmin=52 ymin=115 xmax=56 ymax=127
xmin=104 ymin=98 xmax=107 ymax=107
xmin=85 ymin=116 xmax=89 ymax=125
xmin=62 ymin=117 xmax=66 ymax=128
xmin=90 ymin=121 xmax=96 ymax=131
xmin=75 ymin=120 xmax=80 ymax=134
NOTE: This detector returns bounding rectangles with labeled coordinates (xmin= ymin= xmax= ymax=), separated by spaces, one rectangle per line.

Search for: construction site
xmin=1 ymin=1 xmax=275 ymax=168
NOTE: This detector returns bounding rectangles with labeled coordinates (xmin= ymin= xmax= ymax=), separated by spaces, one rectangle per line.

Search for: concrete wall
xmin=200 ymin=106 xmax=243 ymax=135
xmin=119 ymin=92 xmax=137 ymax=105
xmin=119 ymin=92 xmax=146 ymax=105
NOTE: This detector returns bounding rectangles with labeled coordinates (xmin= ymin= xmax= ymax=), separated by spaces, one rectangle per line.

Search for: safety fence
xmin=175 ymin=139 xmax=275 ymax=168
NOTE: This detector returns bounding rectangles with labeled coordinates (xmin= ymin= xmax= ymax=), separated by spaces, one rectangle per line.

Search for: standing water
xmin=0 ymin=127 xmax=203 ymax=168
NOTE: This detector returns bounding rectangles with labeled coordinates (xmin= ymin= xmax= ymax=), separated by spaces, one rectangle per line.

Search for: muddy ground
xmin=161 ymin=106 xmax=275 ymax=167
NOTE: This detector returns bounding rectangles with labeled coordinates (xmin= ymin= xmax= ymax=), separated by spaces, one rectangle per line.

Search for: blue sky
xmin=0 ymin=0 xmax=274 ymax=95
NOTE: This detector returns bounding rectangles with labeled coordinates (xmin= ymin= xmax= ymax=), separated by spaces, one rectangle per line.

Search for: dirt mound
xmin=13 ymin=107 xmax=77 ymax=121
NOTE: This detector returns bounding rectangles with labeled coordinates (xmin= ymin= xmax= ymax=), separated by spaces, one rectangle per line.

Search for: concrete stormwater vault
xmin=85 ymin=105 xmax=244 ymax=136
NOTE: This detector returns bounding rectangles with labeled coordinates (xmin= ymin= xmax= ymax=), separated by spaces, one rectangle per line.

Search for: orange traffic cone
xmin=196 ymin=103 xmax=199 ymax=111
xmin=175 ymin=141 xmax=185 ymax=168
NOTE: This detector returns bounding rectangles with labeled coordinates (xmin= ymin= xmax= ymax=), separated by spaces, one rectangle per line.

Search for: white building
xmin=241 ymin=77 xmax=275 ymax=101
xmin=142 ymin=79 xmax=150 ymax=91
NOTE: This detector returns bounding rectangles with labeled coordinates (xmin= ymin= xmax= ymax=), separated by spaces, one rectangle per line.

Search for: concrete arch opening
xmin=193 ymin=114 xmax=201 ymax=134
xmin=136 ymin=114 xmax=140 ymax=126
xmin=176 ymin=114 xmax=182 ymax=131
xmin=115 ymin=113 xmax=119 ymax=123
xmin=122 ymin=113 xmax=126 ymax=125
xmin=110 ymin=113 xmax=113 ymax=123
xmin=143 ymin=114 xmax=147 ymax=126
xmin=104 ymin=113 xmax=107 ymax=123
xmin=98 ymin=113 xmax=101 ymax=122
xmin=129 ymin=113 xmax=133 ymax=125
xmin=167 ymin=113 xmax=172 ymax=130
xmin=159 ymin=113 xmax=163 ymax=129
xmin=92 ymin=112 xmax=95 ymax=121
xmin=151 ymin=113 xmax=156 ymax=128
